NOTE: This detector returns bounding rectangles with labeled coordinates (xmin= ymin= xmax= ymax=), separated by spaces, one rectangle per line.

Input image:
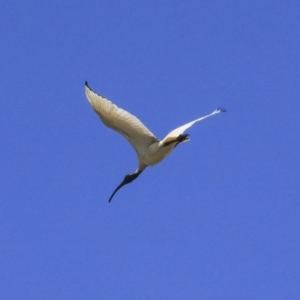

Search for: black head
xmin=123 ymin=173 xmax=140 ymax=184
xmin=108 ymin=171 xmax=142 ymax=202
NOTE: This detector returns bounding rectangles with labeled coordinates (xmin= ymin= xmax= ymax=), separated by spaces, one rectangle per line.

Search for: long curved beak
xmin=108 ymin=171 xmax=142 ymax=202
xmin=108 ymin=180 xmax=127 ymax=202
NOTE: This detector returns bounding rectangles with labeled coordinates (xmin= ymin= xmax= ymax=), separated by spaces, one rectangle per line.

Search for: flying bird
xmin=85 ymin=82 xmax=226 ymax=202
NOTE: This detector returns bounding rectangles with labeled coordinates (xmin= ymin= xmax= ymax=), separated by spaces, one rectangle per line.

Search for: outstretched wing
xmin=85 ymin=82 xmax=158 ymax=153
xmin=161 ymin=108 xmax=226 ymax=144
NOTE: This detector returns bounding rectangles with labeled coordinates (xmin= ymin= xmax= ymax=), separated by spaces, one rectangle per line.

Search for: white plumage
xmin=85 ymin=82 xmax=226 ymax=202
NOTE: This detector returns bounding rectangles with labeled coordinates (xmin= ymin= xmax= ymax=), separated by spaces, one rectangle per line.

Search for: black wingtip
xmin=217 ymin=107 xmax=227 ymax=113
xmin=85 ymin=81 xmax=90 ymax=88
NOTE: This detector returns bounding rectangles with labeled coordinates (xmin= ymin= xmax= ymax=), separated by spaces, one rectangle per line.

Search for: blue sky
xmin=1 ymin=1 xmax=300 ymax=299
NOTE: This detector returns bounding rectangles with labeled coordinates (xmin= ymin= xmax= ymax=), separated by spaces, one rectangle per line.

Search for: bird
xmin=85 ymin=82 xmax=226 ymax=202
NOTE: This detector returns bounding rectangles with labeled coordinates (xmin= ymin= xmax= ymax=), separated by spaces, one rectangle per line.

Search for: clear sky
xmin=1 ymin=1 xmax=300 ymax=299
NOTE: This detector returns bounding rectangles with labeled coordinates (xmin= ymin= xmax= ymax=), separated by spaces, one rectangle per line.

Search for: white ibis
xmin=85 ymin=82 xmax=226 ymax=202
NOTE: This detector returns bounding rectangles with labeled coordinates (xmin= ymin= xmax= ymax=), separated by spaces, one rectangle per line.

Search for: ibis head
xmin=108 ymin=171 xmax=142 ymax=202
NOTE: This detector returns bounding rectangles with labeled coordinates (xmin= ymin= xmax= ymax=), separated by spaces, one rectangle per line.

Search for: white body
xmin=138 ymin=141 xmax=175 ymax=167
